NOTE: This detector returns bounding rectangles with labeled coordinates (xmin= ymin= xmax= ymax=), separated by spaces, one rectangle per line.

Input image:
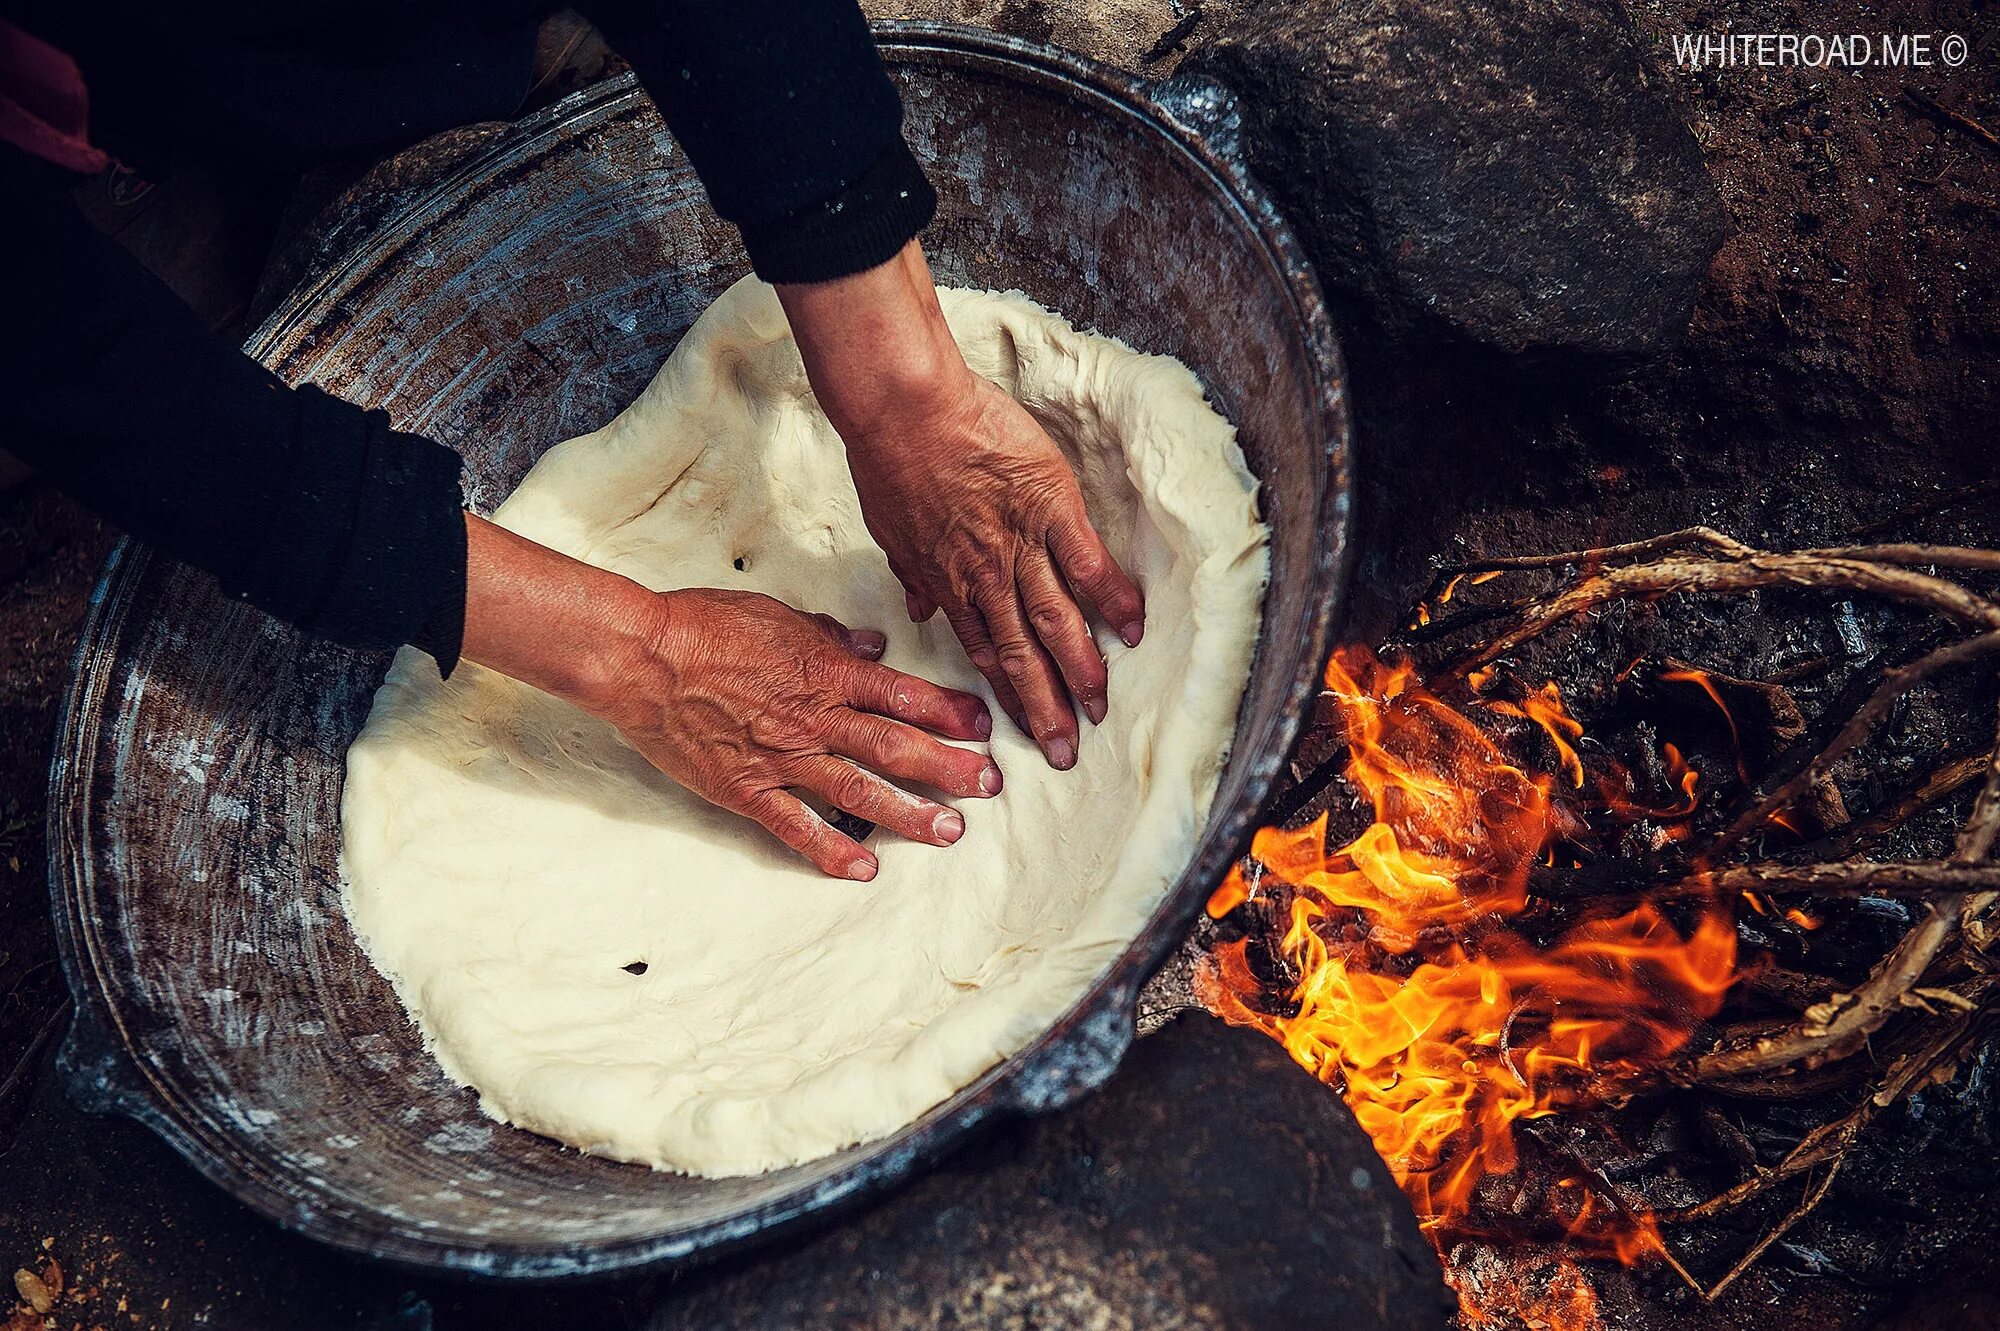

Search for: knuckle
xmin=746 ymin=711 xmax=805 ymax=754
xmin=1028 ymin=600 xmax=1071 ymax=637
xmin=996 ymin=642 xmax=1040 ymax=680
xmin=829 ymin=765 xmax=877 ymax=811
xmin=961 ymin=551 xmax=1010 ymax=594
xmin=1064 ymin=543 xmax=1107 ymax=584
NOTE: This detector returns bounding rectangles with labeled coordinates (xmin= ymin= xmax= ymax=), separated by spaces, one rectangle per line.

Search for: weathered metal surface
xmin=49 ymin=24 xmax=1353 ymax=1277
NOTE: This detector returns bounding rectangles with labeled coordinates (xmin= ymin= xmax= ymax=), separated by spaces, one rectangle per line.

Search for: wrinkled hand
xmin=842 ymin=372 xmax=1145 ymax=769
xmin=776 ymin=241 xmax=1146 ymax=769
xmin=606 ymin=588 xmax=999 ymax=878
xmin=456 ymin=517 xmax=998 ymax=880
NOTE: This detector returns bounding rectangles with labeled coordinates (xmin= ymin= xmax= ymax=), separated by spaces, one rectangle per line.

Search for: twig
xmin=1687 ymin=715 xmax=2000 ymax=1085
xmin=1712 ymin=631 xmax=2000 ymax=855
xmin=1905 ymin=87 xmax=2000 ymax=157
xmin=1816 ymin=747 xmax=1996 ymax=858
xmin=1641 ymin=859 xmax=2000 ymax=902
xmin=1705 ymin=1165 xmax=1842 ymax=1299
xmin=1798 ymin=543 xmax=2000 ymax=573
xmin=1425 ymin=526 xmax=1755 ymax=587
xmin=1667 ymin=977 xmax=1995 ymax=1224
xmin=1140 ymin=8 xmax=1205 ymax=64
xmin=0 ymin=999 xmax=69 ymax=1111
xmin=1257 ymin=743 xmax=1352 ymax=828
xmin=1445 ymin=555 xmax=2000 ymax=674
xmin=1409 ymin=526 xmax=1755 ymax=622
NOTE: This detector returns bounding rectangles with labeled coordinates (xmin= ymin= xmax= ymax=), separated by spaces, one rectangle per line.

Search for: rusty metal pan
xmin=48 ymin=23 xmax=1352 ymax=1277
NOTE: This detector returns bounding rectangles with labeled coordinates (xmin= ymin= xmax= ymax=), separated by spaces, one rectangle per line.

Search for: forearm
xmin=459 ymin=513 xmax=661 ymax=715
xmin=776 ymin=240 xmax=968 ymax=444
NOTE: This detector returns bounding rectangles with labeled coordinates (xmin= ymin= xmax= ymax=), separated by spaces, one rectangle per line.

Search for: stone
xmin=647 ymin=1013 xmax=1455 ymax=1331
xmin=1185 ymin=0 xmax=1727 ymax=357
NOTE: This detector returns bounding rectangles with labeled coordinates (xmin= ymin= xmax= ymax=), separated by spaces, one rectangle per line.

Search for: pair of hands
xmin=459 ymin=243 xmax=1144 ymax=877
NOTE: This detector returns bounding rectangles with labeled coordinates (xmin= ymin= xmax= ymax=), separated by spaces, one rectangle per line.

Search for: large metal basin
xmin=50 ymin=24 xmax=1352 ymax=1277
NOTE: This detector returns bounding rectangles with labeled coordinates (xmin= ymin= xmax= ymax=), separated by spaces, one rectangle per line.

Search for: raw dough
xmin=339 ymin=277 xmax=1267 ymax=1176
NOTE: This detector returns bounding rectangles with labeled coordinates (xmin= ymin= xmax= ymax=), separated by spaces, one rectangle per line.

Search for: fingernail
xmin=848 ymin=856 xmax=878 ymax=881
xmin=1119 ymin=620 xmax=1144 ymax=648
xmin=979 ymin=763 xmax=1004 ymax=796
xmin=1083 ymin=695 xmax=1107 ymax=725
xmin=852 ymin=631 xmax=887 ymax=659
xmin=934 ymin=810 xmax=965 ymax=844
xmin=973 ymin=708 xmax=992 ymax=739
xmin=1048 ymin=737 xmax=1077 ymax=770
xmin=970 ymin=648 xmax=998 ymax=671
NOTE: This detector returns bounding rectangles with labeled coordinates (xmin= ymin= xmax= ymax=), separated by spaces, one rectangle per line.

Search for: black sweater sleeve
xmin=0 ymin=152 xmax=470 ymax=671
xmin=0 ymin=0 xmax=929 ymax=676
xmin=586 ymin=0 xmax=936 ymax=283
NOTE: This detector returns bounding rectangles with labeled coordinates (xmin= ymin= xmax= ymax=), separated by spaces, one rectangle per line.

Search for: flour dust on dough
xmin=339 ymin=276 xmax=1268 ymax=1177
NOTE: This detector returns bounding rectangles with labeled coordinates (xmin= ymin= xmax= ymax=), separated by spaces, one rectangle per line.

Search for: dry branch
xmin=1704 ymin=1165 xmax=1842 ymax=1300
xmin=1443 ymin=556 xmax=2000 ymax=675
xmin=1817 ymin=747 xmax=1996 ymax=857
xmin=1667 ymin=975 xmax=1996 ymax=1225
xmin=1666 ymin=860 xmax=1999 ymax=901
xmin=1712 ymin=631 xmax=2000 ymax=854
xmin=1685 ymin=716 xmax=2000 ymax=1086
xmin=1798 ymin=543 xmax=2000 ymax=573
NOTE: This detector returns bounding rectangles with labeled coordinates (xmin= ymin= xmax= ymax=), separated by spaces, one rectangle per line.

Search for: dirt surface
xmin=1 ymin=1 xmax=1995 ymax=1327
xmin=0 ymin=488 xmax=109 ymax=1142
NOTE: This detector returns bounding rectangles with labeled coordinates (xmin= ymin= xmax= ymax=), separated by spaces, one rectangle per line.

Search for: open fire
xmin=1198 ymin=527 xmax=2000 ymax=1329
xmin=1200 ymin=645 xmax=1741 ymax=1328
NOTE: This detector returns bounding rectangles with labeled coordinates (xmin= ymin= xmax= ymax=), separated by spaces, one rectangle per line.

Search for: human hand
xmin=458 ymin=516 xmax=998 ymax=879
xmin=776 ymin=242 xmax=1146 ymax=770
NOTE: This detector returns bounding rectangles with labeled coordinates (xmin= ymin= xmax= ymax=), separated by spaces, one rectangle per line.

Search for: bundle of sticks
xmin=1391 ymin=525 xmax=2000 ymax=1298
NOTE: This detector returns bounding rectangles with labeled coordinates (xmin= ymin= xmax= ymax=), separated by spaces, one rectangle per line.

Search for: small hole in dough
xmin=732 ymin=556 xmax=746 ymax=571
xmin=622 ymin=961 xmax=649 ymax=975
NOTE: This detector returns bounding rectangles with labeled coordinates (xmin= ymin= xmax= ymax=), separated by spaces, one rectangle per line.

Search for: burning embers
xmin=1200 ymin=528 xmax=2000 ymax=1329
xmin=1200 ymin=648 xmax=1736 ymax=1301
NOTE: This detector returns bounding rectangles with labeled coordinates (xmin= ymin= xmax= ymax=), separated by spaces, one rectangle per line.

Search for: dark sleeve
xmin=0 ymin=152 xmax=470 ymax=673
xmin=584 ymin=0 xmax=937 ymax=283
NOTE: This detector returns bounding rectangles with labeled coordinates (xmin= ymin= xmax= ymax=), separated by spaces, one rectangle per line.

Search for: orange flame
xmin=1201 ymin=646 xmax=1739 ymax=1329
xmin=1660 ymin=667 xmax=1751 ymax=788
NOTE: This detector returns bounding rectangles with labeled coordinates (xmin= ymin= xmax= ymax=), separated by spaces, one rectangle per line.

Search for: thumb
xmin=810 ymin=612 xmax=888 ymax=661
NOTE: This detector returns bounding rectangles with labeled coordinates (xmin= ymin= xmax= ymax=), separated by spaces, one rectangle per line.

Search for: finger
xmin=738 ymin=788 xmax=877 ymax=880
xmin=1017 ymin=550 xmax=1109 ymax=727
xmin=810 ymin=612 xmax=886 ymax=661
xmin=1048 ymin=513 xmax=1146 ymax=648
xmin=945 ymin=604 xmax=1033 ymax=739
xmin=905 ymin=589 xmax=936 ymax=623
xmin=827 ymin=710 xmax=1001 ymax=800
xmin=845 ymin=660 xmax=992 ymax=742
xmin=976 ymin=588 xmax=1078 ymax=770
xmin=797 ymin=755 xmax=964 ymax=847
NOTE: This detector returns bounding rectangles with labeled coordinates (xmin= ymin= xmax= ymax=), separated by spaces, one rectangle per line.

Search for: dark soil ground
xmin=1 ymin=0 xmax=1995 ymax=1327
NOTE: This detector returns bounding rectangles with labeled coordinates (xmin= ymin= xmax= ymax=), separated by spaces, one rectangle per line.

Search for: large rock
xmin=1186 ymin=0 xmax=1726 ymax=357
